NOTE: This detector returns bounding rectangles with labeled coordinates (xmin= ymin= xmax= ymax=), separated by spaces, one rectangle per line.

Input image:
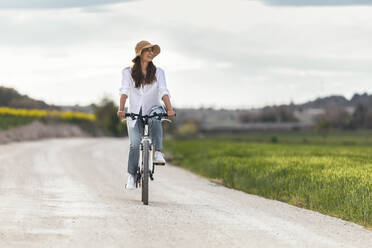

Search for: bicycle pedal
xmin=153 ymin=162 xmax=165 ymax=166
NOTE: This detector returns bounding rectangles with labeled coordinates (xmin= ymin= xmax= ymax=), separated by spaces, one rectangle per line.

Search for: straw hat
xmin=132 ymin=40 xmax=161 ymax=63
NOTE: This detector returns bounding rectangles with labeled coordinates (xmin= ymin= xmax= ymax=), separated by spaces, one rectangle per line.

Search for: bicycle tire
xmin=142 ymin=140 xmax=150 ymax=205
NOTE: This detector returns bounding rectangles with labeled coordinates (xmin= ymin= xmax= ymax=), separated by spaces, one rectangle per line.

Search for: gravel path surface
xmin=0 ymin=137 xmax=371 ymax=248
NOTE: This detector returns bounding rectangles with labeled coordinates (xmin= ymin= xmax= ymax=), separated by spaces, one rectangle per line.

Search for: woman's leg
xmin=127 ymin=118 xmax=143 ymax=175
xmin=149 ymin=109 xmax=163 ymax=151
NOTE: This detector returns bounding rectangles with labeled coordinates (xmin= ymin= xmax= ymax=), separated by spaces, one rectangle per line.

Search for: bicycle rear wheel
xmin=142 ymin=140 xmax=150 ymax=205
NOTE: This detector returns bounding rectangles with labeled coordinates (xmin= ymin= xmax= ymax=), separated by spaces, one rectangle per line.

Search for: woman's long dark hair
xmin=131 ymin=56 xmax=157 ymax=88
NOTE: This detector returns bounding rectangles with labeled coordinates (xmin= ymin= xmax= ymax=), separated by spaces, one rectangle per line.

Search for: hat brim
xmin=132 ymin=44 xmax=161 ymax=63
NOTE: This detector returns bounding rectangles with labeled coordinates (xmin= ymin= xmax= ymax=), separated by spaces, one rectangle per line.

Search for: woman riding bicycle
xmin=117 ymin=40 xmax=175 ymax=190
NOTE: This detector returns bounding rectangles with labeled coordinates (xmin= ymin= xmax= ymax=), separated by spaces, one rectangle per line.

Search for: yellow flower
xmin=0 ymin=107 xmax=95 ymax=121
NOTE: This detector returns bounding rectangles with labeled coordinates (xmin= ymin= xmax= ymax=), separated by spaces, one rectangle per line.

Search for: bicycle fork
xmin=136 ymin=138 xmax=155 ymax=187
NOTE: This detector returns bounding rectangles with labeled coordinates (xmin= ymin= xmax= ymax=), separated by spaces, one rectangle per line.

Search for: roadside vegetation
xmin=164 ymin=132 xmax=372 ymax=228
xmin=0 ymin=97 xmax=127 ymax=137
xmin=0 ymin=106 xmax=95 ymax=129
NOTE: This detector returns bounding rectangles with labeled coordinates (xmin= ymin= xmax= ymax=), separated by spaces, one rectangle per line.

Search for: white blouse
xmin=118 ymin=66 xmax=171 ymax=128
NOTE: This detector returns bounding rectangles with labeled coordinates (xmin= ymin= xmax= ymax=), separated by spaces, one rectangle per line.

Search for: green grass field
xmin=164 ymin=131 xmax=372 ymax=228
xmin=0 ymin=115 xmax=38 ymax=130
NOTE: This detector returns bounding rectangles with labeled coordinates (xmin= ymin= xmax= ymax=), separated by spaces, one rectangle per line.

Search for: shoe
xmin=125 ymin=173 xmax=136 ymax=190
xmin=154 ymin=151 xmax=166 ymax=165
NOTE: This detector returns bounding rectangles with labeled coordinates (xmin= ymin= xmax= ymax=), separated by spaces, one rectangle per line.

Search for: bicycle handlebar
xmin=124 ymin=112 xmax=176 ymax=121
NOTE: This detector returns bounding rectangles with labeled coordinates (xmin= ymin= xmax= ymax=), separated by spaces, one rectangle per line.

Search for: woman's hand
xmin=117 ymin=110 xmax=126 ymax=118
xmin=167 ymin=109 xmax=176 ymax=118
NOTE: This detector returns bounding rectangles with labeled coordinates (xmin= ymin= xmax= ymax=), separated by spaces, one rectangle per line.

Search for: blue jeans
xmin=126 ymin=106 xmax=165 ymax=175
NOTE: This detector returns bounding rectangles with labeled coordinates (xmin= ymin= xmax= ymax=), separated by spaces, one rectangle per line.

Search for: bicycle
xmin=124 ymin=111 xmax=175 ymax=205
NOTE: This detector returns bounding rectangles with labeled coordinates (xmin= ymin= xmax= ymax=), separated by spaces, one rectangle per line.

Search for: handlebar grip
xmin=165 ymin=113 xmax=176 ymax=117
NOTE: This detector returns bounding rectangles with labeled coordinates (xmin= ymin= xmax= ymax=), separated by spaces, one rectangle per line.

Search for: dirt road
xmin=0 ymin=138 xmax=371 ymax=247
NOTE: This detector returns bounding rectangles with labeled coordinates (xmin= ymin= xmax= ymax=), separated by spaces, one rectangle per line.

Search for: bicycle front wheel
xmin=142 ymin=140 xmax=150 ymax=205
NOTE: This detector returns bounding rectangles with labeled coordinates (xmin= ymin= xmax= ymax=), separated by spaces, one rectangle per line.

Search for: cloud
xmin=1 ymin=0 xmax=372 ymax=108
xmin=158 ymin=21 xmax=372 ymax=76
xmin=0 ymin=0 xmax=137 ymax=9
xmin=0 ymin=8 xmax=148 ymax=46
xmin=261 ymin=0 xmax=372 ymax=6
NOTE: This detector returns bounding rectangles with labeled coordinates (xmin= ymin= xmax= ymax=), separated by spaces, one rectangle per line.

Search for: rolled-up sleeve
xmin=118 ymin=68 xmax=130 ymax=96
xmin=158 ymin=68 xmax=171 ymax=99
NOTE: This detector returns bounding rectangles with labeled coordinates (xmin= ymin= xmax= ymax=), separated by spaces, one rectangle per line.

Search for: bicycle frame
xmin=139 ymin=120 xmax=154 ymax=184
xmin=124 ymin=111 xmax=173 ymax=205
xmin=125 ymin=112 xmax=168 ymax=184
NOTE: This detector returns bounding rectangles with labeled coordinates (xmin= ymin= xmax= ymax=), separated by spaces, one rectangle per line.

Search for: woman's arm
xmin=158 ymin=69 xmax=175 ymax=117
xmin=162 ymin=95 xmax=175 ymax=117
xmin=117 ymin=94 xmax=127 ymax=118
xmin=119 ymin=94 xmax=127 ymax=111
xmin=117 ymin=68 xmax=130 ymax=118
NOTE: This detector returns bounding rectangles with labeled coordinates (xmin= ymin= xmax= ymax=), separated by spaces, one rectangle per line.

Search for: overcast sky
xmin=0 ymin=0 xmax=372 ymax=109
